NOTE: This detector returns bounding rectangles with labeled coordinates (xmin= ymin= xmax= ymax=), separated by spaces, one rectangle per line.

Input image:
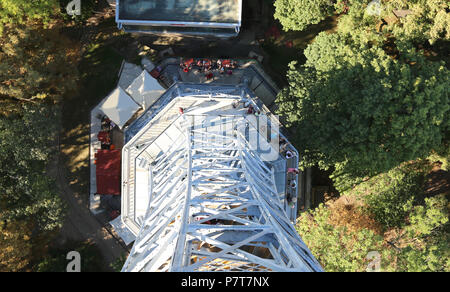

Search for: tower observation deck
xmin=119 ymin=82 xmax=322 ymax=272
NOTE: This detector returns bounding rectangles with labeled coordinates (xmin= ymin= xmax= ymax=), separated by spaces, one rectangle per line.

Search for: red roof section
xmin=96 ymin=150 xmax=121 ymax=195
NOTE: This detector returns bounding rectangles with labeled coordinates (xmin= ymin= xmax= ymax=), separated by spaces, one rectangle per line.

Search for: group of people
xmin=245 ymin=103 xmax=262 ymax=116
xmin=231 ymin=99 xmax=262 ymax=116
xmin=180 ymin=58 xmax=239 ymax=80
xmin=286 ymin=168 xmax=299 ymax=208
xmin=281 ymin=135 xmax=299 ymax=208
xmin=98 ymin=116 xmax=116 ymax=150
xmin=279 ymin=137 xmax=296 ymax=160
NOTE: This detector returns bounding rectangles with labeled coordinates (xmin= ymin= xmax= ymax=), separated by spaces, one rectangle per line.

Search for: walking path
xmin=51 ymin=156 xmax=128 ymax=267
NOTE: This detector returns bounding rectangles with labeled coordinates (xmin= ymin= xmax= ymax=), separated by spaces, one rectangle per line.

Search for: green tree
xmin=334 ymin=0 xmax=450 ymax=46
xmin=296 ymin=204 xmax=384 ymax=272
xmin=297 ymin=192 xmax=449 ymax=271
xmin=407 ymin=194 xmax=449 ymax=236
xmin=397 ymin=194 xmax=449 ymax=272
xmin=334 ymin=0 xmax=380 ymax=38
xmin=277 ymin=32 xmax=450 ymax=190
xmin=386 ymin=0 xmax=450 ymax=45
xmin=0 ymin=24 xmax=77 ymax=271
xmin=0 ymin=26 xmax=78 ymax=108
xmin=341 ymin=160 xmax=449 ymax=272
xmin=274 ymin=0 xmax=335 ymax=31
xmin=428 ymin=143 xmax=450 ymax=171
xmin=343 ymin=161 xmax=429 ymax=229
xmin=0 ymin=0 xmax=58 ymax=33
xmin=0 ymin=104 xmax=65 ymax=231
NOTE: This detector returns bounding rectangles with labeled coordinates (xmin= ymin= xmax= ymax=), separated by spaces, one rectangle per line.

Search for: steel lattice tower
xmin=120 ymin=95 xmax=322 ymax=272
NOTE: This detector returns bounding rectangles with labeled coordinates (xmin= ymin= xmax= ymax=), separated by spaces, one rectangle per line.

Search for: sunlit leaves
xmin=0 ymin=104 xmax=65 ymax=232
xmin=276 ymin=32 xmax=449 ymax=190
xmin=296 ymin=204 xmax=384 ymax=272
xmin=274 ymin=0 xmax=335 ymax=31
xmin=0 ymin=26 xmax=78 ymax=107
xmin=0 ymin=0 xmax=58 ymax=33
xmin=0 ymin=219 xmax=33 ymax=272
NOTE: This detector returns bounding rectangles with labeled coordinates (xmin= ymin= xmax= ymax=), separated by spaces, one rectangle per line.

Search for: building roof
xmin=126 ymin=70 xmax=165 ymax=110
xmin=99 ymin=87 xmax=141 ymax=129
xmin=118 ymin=0 xmax=241 ymax=24
xmin=393 ymin=9 xmax=414 ymax=18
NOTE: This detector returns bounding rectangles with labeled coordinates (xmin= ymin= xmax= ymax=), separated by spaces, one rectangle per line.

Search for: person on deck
xmin=287 ymin=168 xmax=299 ymax=174
xmin=285 ymin=150 xmax=294 ymax=159
xmin=280 ymin=140 xmax=290 ymax=152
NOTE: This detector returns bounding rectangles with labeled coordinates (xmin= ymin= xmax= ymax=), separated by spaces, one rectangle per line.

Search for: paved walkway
xmin=50 ymin=156 xmax=128 ymax=268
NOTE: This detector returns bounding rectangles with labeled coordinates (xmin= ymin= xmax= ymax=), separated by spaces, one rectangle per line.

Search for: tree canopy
xmin=277 ymin=32 xmax=449 ymax=189
xmin=274 ymin=0 xmax=335 ymax=31
xmin=0 ymin=104 xmax=65 ymax=232
xmin=298 ymin=194 xmax=449 ymax=272
xmin=275 ymin=0 xmax=450 ymax=46
xmin=385 ymin=0 xmax=450 ymax=45
xmin=0 ymin=26 xmax=78 ymax=108
xmin=0 ymin=219 xmax=33 ymax=272
xmin=297 ymin=204 xmax=384 ymax=272
xmin=0 ymin=0 xmax=58 ymax=33
xmin=0 ymin=20 xmax=81 ymax=270
xmin=297 ymin=161 xmax=449 ymax=272
xmin=274 ymin=0 xmax=450 ymax=273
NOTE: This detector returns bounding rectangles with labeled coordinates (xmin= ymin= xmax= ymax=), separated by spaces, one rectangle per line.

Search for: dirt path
xmin=50 ymin=154 xmax=127 ymax=268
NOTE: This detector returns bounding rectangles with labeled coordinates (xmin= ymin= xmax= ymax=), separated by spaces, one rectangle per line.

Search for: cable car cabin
xmin=116 ymin=0 xmax=242 ymax=37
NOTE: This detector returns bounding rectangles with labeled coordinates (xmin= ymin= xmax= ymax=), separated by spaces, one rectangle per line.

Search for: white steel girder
xmin=121 ymin=116 xmax=322 ymax=272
